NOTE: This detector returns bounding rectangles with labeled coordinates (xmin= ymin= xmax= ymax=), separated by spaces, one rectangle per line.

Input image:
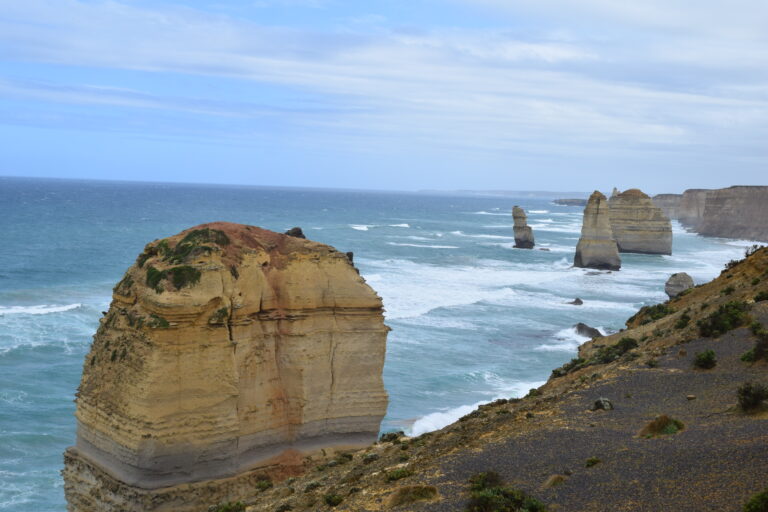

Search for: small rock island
xmin=512 ymin=206 xmax=535 ymax=249
xmin=63 ymin=222 xmax=389 ymax=511
xmin=574 ymin=191 xmax=621 ymax=270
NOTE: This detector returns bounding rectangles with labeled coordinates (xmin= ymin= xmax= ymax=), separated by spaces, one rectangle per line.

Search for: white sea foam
xmin=468 ymin=211 xmax=508 ymax=216
xmin=409 ymin=377 xmax=545 ymax=436
xmin=529 ymin=223 xmax=582 ymax=233
xmin=535 ymin=326 xmax=603 ymax=352
xmin=386 ymin=243 xmax=459 ymax=249
xmin=452 ymin=231 xmax=513 ymax=240
xmin=389 ymin=223 xmax=410 ymax=228
xmin=350 ymin=224 xmax=371 ymax=231
xmin=0 ymin=304 xmax=81 ymax=316
xmin=529 ymin=210 xmax=549 ymax=214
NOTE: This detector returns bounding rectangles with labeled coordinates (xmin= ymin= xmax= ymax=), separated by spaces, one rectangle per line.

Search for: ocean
xmin=0 ymin=177 xmax=754 ymax=511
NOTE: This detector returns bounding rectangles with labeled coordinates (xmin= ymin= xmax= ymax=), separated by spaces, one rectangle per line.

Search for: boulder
xmin=574 ymin=191 xmax=621 ymax=270
xmin=574 ymin=323 xmax=603 ymax=339
xmin=284 ymin=226 xmax=306 ymax=238
xmin=592 ymin=398 xmax=614 ymax=411
xmin=665 ymin=272 xmax=694 ymax=298
xmin=512 ymin=206 xmax=535 ymax=249
xmin=608 ymin=189 xmax=672 ymax=255
xmin=63 ymin=222 xmax=389 ymax=512
xmin=568 ymin=298 xmax=584 ymax=306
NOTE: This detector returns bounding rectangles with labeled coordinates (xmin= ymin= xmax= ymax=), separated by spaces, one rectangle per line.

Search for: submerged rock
xmin=512 ymin=206 xmax=535 ymax=249
xmin=574 ymin=191 xmax=621 ymax=271
xmin=63 ymin=222 xmax=388 ymax=512
xmin=568 ymin=298 xmax=584 ymax=306
xmin=608 ymin=189 xmax=672 ymax=255
xmin=665 ymin=272 xmax=694 ymax=298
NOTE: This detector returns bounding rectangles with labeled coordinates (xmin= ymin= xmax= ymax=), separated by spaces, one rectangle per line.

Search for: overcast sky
xmin=0 ymin=0 xmax=766 ymax=193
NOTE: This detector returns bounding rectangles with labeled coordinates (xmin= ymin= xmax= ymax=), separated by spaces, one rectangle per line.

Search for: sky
xmin=0 ymin=0 xmax=766 ymax=193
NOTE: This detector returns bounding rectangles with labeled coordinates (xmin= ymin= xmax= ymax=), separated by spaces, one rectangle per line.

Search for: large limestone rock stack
xmin=608 ymin=189 xmax=672 ymax=255
xmin=63 ymin=222 xmax=389 ymax=512
xmin=574 ymin=191 xmax=621 ymax=270
xmin=512 ymin=206 xmax=535 ymax=249
xmin=652 ymin=193 xmax=682 ymax=220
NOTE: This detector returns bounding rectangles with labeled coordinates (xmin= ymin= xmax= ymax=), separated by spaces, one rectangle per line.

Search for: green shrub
xmin=210 ymin=502 xmax=245 ymax=512
xmin=752 ymin=278 xmax=761 ymax=286
xmin=551 ymin=358 xmax=585 ymax=378
xmin=698 ymin=301 xmax=750 ymax=337
xmin=323 ymin=494 xmax=343 ymax=507
xmin=146 ymin=265 xmax=165 ymax=293
xmin=465 ymin=473 xmax=548 ymax=512
xmin=594 ymin=337 xmax=638 ymax=364
xmin=693 ymin=350 xmax=717 ymax=369
xmin=642 ymin=303 xmax=676 ymax=322
xmin=148 ymin=314 xmax=169 ymax=329
xmin=737 ymin=382 xmax=768 ymax=411
xmin=304 ymin=481 xmax=321 ymax=492
xmin=744 ymin=488 xmax=768 ymax=512
xmin=164 ymin=228 xmax=230 ymax=264
xmin=639 ymin=415 xmax=684 ymax=437
xmin=721 ymin=286 xmax=736 ymax=296
xmin=169 ymin=265 xmax=201 ymax=289
xmin=386 ymin=468 xmax=413 ymax=481
xmin=389 ymin=485 xmax=438 ymax=507
xmin=469 ymin=472 xmax=503 ymax=491
xmin=741 ymin=349 xmax=756 ymax=363
xmin=255 ymin=478 xmax=272 ymax=491
xmin=585 ymin=457 xmax=601 ymax=468
xmin=675 ymin=313 xmax=691 ymax=329
xmin=755 ymin=291 xmax=768 ymax=302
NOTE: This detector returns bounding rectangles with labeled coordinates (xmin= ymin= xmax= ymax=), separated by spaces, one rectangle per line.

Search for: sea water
xmin=0 ymin=177 xmax=755 ymax=511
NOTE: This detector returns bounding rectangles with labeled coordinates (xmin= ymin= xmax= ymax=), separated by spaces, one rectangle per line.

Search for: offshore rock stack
xmin=63 ymin=222 xmax=389 ymax=512
xmin=608 ymin=189 xmax=672 ymax=255
xmin=512 ymin=206 xmax=535 ymax=249
xmin=574 ymin=191 xmax=621 ymax=270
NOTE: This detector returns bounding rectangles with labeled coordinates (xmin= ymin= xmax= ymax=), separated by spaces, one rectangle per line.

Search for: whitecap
xmin=528 ymin=210 xmax=549 ymax=214
xmin=468 ymin=211 xmax=508 ymax=216
xmin=534 ymin=326 xmax=603 ymax=352
xmin=0 ymin=304 xmax=82 ymax=316
xmin=386 ymin=243 xmax=459 ymax=249
xmin=389 ymin=223 xmax=410 ymax=228
xmin=349 ymin=224 xmax=371 ymax=231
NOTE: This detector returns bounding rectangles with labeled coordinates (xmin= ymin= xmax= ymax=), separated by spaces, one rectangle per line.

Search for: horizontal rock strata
xmin=678 ymin=189 xmax=710 ymax=229
xmin=697 ymin=186 xmax=768 ymax=241
xmin=574 ymin=191 xmax=621 ymax=270
xmin=652 ymin=193 xmax=682 ymax=220
xmin=609 ymin=189 xmax=672 ymax=255
xmin=63 ymin=222 xmax=388 ymax=511
xmin=512 ymin=206 xmax=535 ymax=249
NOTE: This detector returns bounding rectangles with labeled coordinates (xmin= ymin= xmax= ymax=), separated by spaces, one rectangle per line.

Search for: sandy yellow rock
xmin=574 ymin=191 xmax=621 ymax=270
xmin=64 ymin=222 xmax=388 ymax=511
xmin=512 ymin=206 xmax=535 ymax=249
xmin=609 ymin=189 xmax=672 ymax=255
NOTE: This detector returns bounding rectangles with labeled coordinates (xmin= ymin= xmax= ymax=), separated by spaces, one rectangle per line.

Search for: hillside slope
xmin=223 ymin=247 xmax=768 ymax=512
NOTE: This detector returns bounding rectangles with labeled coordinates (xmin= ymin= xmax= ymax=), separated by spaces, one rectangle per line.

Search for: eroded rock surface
xmin=574 ymin=191 xmax=621 ymax=270
xmin=665 ymin=272 xmax=694 ymax=298
xmin=678 ymin=189 xmax=710 ymax=229
xmin=609 ymin=189 xmax=672 ymax=255
xmin=697 ymin=186 xmax=768 ymax=242
xmin=63 ymin=222 xmax=388 ymax=511
xmin=512 ymin=206 xmax=535 ymax=249
xmin=652 ymin=193 xmax=682 ymax=220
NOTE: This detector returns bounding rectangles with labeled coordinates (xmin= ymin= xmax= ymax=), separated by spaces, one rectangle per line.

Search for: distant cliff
xmin=697 ymin=186 xmax=768 ymax=241
xmin=651 ymin=193 xmax=682 ymax=220
xmin=553 ymin=198 xmax=587 ymax=206
xmin=656 ymin=186 xmax=768 ymax=242
xmin=63 ymin=223 xmax=388 ymax=512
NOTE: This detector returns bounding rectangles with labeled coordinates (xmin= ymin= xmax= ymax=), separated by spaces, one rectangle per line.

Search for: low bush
xmin=755 ymin=291 xmax=768 ymax=302
xmin=698 ymin=301 xmax=750 ymax=337
xmin=389 ymin=485 xmax=438 ymax=507
xmin=675 ymin=313 xmax=691 ymax=329
xmin=585 ymin=457 xmax=601 ymax=468
xmin=386 ymin=468 xmax=413 ymax=482
xmin=466 ymin=472 xmax=547 ymax=512
xmin=737 ymin=382 xmax=768 ymax=411
xmin=593 ymin=337 xmax=638 ymax=364
xmin=744 ymin=488 xmax=768 ymax=512
xmin=210 ymin=502 xmax=245 ymax=512
xmin=637 ymin=304 xmax=675 ymax=324
xmin=323 ymin=494 xmax=343 ymax=507
xmin=255 ymin=478 xmax=272 ymax=491
xmin=303 ymin=481 xmax=321 ymax=492
xmin=693 ymin=350 xmax=717 ymax=369
xmin=639 ymin=415 xmax=684 ymax=437
xmin=721 ymin=286 xmax=736 ymax=296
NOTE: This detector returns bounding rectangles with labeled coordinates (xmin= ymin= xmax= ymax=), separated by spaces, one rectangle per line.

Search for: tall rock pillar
xmin=574 ymin=191 xmax=621 ymax=270
xmin=512 ymin=206 xmax=535 ymax=249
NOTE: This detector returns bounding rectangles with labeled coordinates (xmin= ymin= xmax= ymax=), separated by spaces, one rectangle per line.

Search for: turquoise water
xmin=0 ymin=177 xmax=753 ymax=511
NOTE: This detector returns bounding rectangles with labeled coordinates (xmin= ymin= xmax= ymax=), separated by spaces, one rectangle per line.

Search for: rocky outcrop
xmin=284 ymin=227 xmax=305 ymax=238
xmin=608 ymin=189 xmax=672 ymax=255
xmin=652 ymin=194 xmax=682 ymax=220
xmin=678 ymin=189 xmax=710 ymax=229
xmin=574 ymin=191 xmax=621 ymax=270
xmin=665 ymin=273 xmax=694 ymax=298
xmin=696 ymin=186 xmax=768 ymax=241
xmin=63 ymin=222 xmax=389 ymax=512
xmin=574 ymin=323 xmax=603 ymax=339
xmin=553 ymin=198 xmax=587 ymax=206
xmin=512 ymin=206 xmax=535 ymax=249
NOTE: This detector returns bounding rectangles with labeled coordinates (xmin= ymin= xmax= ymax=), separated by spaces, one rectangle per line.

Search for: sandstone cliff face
xmin=512 ymin=206 xmax=535 ymax=249
xmin=574 ymin=191 xmax=621 ymax=270
xmin=678 ymin=189 xmax=710 ymax=229
xmin=608 ymin=189 xmax=672 ymax=255
xmin=697 ymin=186 xmax=768 ymax=242
xmin=652 ymin=194 xmax=682 ymax=220
xmin=63 ymin=222 xmax=388 ymax=511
